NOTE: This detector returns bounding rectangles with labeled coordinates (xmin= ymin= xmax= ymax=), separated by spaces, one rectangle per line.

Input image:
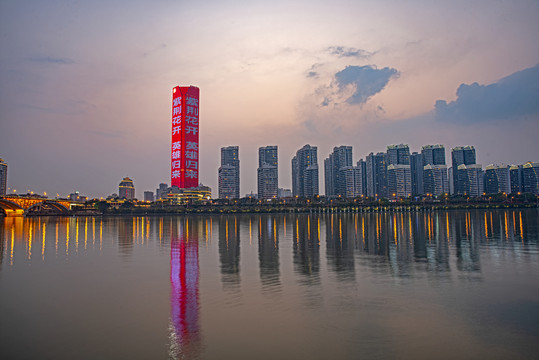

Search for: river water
xmin=1 ymin=210 xmax=539 ymax=359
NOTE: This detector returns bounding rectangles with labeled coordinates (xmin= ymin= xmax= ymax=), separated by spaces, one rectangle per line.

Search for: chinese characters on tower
xmin=171 ymin=86 xmax=200 ymax=188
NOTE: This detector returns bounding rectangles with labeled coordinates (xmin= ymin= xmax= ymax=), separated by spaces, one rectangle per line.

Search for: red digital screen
xmin=171 ymin=86 xmax=199 ymax=188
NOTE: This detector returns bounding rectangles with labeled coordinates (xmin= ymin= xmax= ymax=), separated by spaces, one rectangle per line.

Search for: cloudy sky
xmin=1 ymin=0 xmax=538 ymax=198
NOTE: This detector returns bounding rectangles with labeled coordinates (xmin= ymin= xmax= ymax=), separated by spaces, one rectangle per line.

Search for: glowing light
xmin=42 ymin=222 xmax=46 ymax=261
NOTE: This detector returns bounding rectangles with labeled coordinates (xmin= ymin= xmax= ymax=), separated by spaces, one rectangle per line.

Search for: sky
xmin=1 ymin=0 xmax=538 ymax=199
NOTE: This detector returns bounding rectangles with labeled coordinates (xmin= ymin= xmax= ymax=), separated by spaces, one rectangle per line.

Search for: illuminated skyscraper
xmin=171 ymin=86 xmax=200 ymax=189
xmin=119 ymin=177 xmax=135 ymax=200
xmin=292 ymin=144 xmax=319 ymax=197
xmin=0 ymin=158 xmax=7 ymax=196
xmin=258 ymin=146 xmax=278 ymax=199
xmin=219 ymin=146 xmax=240 ymax=199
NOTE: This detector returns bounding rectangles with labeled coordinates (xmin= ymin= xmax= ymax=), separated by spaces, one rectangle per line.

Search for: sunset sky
xmin=1 ymin=0 xmax=538 ymax=198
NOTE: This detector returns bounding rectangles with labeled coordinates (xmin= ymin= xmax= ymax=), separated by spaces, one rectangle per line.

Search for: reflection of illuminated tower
xmin=325 ymin=213 xmax=355 ymax=280
xmin=292 ymin=214 xmax=320 ymax=279
xmin=117 ymin=218 xmax=134 ymax=254
xmin=170 ymin=219 xmax=200 ymax=358
xmin=257 ymin=214 xmax=280 ymax=286
xmin=218 ymin=216 xmax=240 ymax=287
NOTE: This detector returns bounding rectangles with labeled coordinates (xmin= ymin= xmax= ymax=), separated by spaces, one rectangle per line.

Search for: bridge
xmin=0 ymin=196 xmax=73 ymax=217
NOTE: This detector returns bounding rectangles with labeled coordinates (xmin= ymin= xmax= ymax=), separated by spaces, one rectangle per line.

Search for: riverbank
xmin=72 ymin=201 xmax=537 ymax=216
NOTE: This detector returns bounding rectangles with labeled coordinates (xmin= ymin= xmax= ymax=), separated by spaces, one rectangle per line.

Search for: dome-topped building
xmin=119 ymin=177 xmax=135 ymax=200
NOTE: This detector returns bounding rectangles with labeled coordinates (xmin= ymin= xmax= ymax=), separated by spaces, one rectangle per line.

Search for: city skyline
xmin=1 ymin=0 xmax=538 ymax=198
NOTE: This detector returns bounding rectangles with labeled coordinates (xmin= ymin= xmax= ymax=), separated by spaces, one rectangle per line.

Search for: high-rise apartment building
xmin=423 ymin=164 xmax=449 ymax=196
xmin=219 ymin=146 xmax=240 ymax=199
xmin=357 ymin=159 xmax=367 ymax=196
xmin=387 ymin=144 xmax=410 ymax=165
xmin=510 ymin=165 xmax=523 ymax=194
xmin=292 ymin=144 xmax=319 ymax=197
xmin=421 ymin=144 xmax=446 ymax=166
xmin=365 ymin=152 xmax=388 ymax=198
xmin=522 ymin=162 xmax=539 ymax=194
xmin=339 ymin=166 xmax=363 ymax=198
xmin=119 ymin=177 xmax=135 ymax=200
xmin=456 ymin=164 xmax=483 ymax=196
xmin=452 ymin=146 xmax=477 ymax=195
xmin=387 ymin=164 xmax=411 ymax=198
xmin=258 ymin=146 xmax=278 ymax=199
xmin=421 ymin=145 xmax=447 ymax=196
xmin=0 ymin=158 xmax=7 ymax=196
xmin=484 ymin=164 xmax=511 ymax=194
xmin=365 ymin=153 xmax=376 ymax=197
xmin=324 ymin=146 xmax=352 ymax=197
xmin=410 ymin=152 xmax=424 ymax=196
xmin=156 ymin=183 xmax=168 ymax=200
xmin=144 ymin=191 xmax=154 ymax=202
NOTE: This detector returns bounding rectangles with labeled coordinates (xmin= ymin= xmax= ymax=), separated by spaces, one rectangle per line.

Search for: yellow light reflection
xmin=317 ymin=218 xmax=320 ymax=245
xmin=446 ymin=213 xmax=450 ymax=242
xmin=75 ymin=218 xmax=79 ymax=253
xmin=393 ymin=215 xmax=397 ymax=245
xmin=295 ymin=218 xmax=299 ymax=244
xmin=484 ymin=213 xmax=488 ymax=239
xmin=11 ymin=225 xmax=14 ymax=266
xmin=307 ymin=216 xmax=311 ymax=239
xmin=504 ymin=212 xmax=509 ymax=240
xmin=66 ymin=221 xmax=70 ymax=256
xmin=56 ymin=222 xmax=59 ymax=255
xmin=28 ymin=221 xmax=32 ymax=260
xmin=99 ymin=219 xmax=103 ymax=252
xmin=84 ymin=217 xmax=88 ymax=250
xmin=339 ymin=218 xmax=342 ymax=244
xmin=519 ymin=212 xmax=524 ymax=239
xmin=274 ymin=218 xmax=277 ymax=246
xmin=226 ymin=219 xmax=229 ymax=245
xmin=42 ymin=222 xmax=46 ymax=261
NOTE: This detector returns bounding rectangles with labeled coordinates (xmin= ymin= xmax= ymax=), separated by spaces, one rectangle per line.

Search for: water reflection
xmin=218 ymin=216 xmax=240 ymax=288
xmin=326 ymin=214 xmax=355 ymax=281
xmin=169 ymin=218 xmax=201 ymax=359
xmin=292 ymin=214 xmax=320 ymax=282
xmin=257 ymin=214 xmax=280 ymax=289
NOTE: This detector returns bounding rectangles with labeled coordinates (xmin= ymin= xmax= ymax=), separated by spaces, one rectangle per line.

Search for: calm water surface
xmin=1 ymin=210 xmax=539 ymax=359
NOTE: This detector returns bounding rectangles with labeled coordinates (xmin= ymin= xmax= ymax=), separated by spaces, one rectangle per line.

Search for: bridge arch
xmin=25 ymin=201 xmax=70 ymax=216
xmin=0 ymin=199 xmax=25 ymax=216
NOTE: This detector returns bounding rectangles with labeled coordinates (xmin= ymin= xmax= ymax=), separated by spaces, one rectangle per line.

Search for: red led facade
xmin=171 ymin=86 xmax=200 ymax=188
